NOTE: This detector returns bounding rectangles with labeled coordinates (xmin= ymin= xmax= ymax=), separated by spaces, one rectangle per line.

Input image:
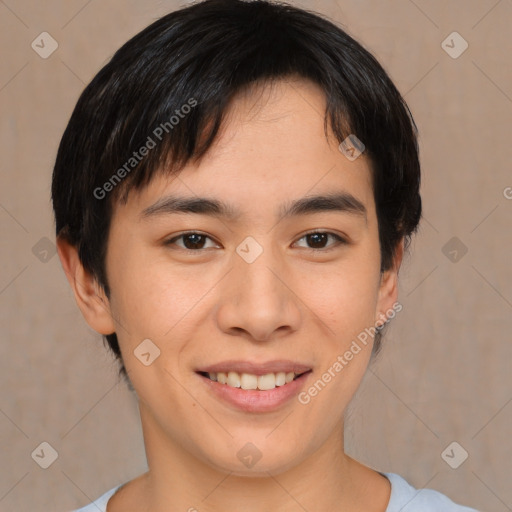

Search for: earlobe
xmin=56 ymin=236 xmax=116 ymax=335
xmin=375 ymin=238 xmax=404 ymax=326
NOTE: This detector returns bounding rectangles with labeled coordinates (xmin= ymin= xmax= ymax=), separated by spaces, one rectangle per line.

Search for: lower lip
xmin=197 ymin=372 xmax=312 ymax=413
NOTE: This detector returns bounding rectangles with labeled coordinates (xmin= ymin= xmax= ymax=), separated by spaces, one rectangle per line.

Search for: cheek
xmin=297 ymin=258 xmax=381 ymax=337
xmin=107 ymin=252 xmax=216 ymax=347
xmin=106 ymin=248 xmax=167 ymax=345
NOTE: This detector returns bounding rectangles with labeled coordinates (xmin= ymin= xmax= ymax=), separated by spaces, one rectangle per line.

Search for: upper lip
xmin=196 ymin=360 xmax=312 ymax=376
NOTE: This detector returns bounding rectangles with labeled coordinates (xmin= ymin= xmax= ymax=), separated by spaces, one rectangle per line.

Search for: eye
xmin=294 ymin=231 xmax=348 ymax=252
xmin=165 ymin=232 xmax=219 ymax=251
xmin=164 ymin=230 xmax=348 ymax=253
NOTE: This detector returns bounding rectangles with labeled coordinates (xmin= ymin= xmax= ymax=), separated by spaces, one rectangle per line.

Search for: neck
xmin=132 ymin=401 xmax=389 ymax=512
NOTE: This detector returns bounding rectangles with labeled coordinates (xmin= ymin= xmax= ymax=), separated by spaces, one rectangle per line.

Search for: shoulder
xmin=384 ymin=473 xmax=480 ymax=512
xmin=70 ymin=484 xmax=123 ymax=512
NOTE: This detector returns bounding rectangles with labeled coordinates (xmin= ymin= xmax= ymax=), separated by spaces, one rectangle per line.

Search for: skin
xmin=58 ymin=77 xmax=404 ymax=512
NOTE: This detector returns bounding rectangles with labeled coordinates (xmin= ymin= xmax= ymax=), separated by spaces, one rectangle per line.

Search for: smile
xmin=195 ymin=365 xmax=313 ymax=413
xmin=198 ymin=370 xmax=309 ymax=391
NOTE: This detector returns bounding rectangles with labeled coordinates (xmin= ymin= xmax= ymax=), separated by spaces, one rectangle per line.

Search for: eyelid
xmin=293 ymin=230 xmax=348 ymax=251
xmin=164 ymin=230 xmax=349 ymax=252
xmin=165 ymin=231 xmax=220 ymax=250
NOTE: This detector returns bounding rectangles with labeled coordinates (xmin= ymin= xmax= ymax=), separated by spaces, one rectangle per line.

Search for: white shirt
xmin=71 ymin=472 xmax=480 ymax=511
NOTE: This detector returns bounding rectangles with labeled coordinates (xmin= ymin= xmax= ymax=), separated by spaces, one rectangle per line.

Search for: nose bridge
xmin=234 ymin=233 xmax=285 ymax=305
xmin=216 ymin=233 xmax=301 ymax=340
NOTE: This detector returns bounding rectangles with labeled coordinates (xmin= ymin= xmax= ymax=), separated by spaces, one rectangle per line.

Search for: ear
xmin=56 ymin=236 xmax=116 ymax=335
xmin=375 ymin=238 xmax=404 ymax=327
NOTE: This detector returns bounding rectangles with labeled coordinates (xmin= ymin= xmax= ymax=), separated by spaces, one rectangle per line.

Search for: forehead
xmin=113 ymin=78 xmax=375 ymax=222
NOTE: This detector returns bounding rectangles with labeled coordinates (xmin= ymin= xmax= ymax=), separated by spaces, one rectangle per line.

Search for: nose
xmin=215 ymin=244 xmax=302 ymax=342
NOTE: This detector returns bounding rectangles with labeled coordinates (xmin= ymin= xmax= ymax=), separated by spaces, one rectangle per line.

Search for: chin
xmin=201 ymin=439 xmax=306 ymax=477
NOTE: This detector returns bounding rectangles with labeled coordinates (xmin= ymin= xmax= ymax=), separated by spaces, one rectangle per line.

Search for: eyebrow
xmin=140 ymin=191 xmax=367 ymax=223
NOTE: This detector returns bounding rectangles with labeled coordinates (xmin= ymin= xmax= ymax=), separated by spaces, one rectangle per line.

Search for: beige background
xmin=1 ymin=0 xmax=511 ymax=510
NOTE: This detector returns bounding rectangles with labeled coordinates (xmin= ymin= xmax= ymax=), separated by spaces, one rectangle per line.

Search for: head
xmin=53 ymin=0 xmax=421 ymax=474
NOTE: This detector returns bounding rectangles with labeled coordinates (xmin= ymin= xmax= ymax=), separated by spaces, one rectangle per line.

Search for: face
xmin=75 ymin=78 xmax=401 ymax=476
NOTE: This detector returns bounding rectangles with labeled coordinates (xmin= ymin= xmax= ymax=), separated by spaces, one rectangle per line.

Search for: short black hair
xmin=52 ymin=0 xmax=422 ymax=384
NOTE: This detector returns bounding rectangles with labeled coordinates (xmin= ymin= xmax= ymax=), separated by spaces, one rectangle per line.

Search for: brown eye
xmin=164 ymin=230 xmax=347 ymax=254
xmin=306 ymin=232 xmax=329 ymax=249
xmin=165 ymin=232 xmax=218 ymax=251
xmin=295 ymin=231 xmax=347 ymax=251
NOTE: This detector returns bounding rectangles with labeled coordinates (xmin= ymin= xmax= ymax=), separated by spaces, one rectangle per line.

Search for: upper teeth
xmin=208 ymin=371 xmax=298 ymax=390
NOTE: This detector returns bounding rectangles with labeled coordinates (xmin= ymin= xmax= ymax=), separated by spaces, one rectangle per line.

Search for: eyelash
xmin=164 ymin=230 xmax=348 ymax=254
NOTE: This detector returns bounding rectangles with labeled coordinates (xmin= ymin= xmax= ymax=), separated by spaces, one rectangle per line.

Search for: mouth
xmin=196 ymin=369 xmax=311 ymax=391
xmin=195 ymin=363 xmax=313 ymax=413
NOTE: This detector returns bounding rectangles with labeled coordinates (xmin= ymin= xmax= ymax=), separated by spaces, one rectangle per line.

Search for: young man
xmin=52 ymin=1 xmax=480 ymax=510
